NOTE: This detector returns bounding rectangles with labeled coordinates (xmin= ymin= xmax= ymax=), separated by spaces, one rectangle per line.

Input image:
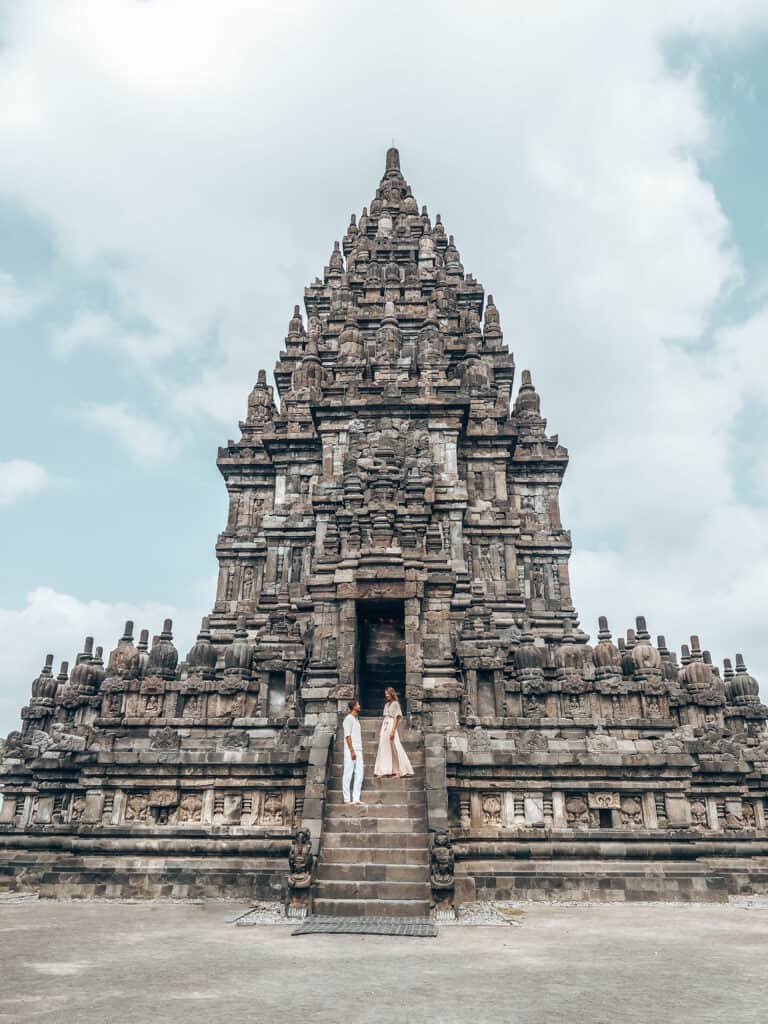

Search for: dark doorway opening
xmin=267 ymin=670 xmax=286 ymax=717
xmin=356 ymin=599 xmax=406 ymax=716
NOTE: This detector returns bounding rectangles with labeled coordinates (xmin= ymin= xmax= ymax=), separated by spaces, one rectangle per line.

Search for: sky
xmin=2 ymin=0 xmax=768 ymax=735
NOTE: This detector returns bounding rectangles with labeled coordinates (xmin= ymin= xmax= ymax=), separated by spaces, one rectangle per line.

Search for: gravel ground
xmin=2 ymin=899 xmax=768 ymax=1023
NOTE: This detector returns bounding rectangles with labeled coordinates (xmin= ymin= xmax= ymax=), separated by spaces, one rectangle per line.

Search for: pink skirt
xmin=373 ymin=718 xmax=414 ymax=777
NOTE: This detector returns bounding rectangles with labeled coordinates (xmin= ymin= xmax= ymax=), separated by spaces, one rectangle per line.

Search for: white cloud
xmin=52 ymin=310 xmax=183 ymax=362
xmin=0 ymin=586 xmax=208 ymax=736
xmin=0 ymin=459 xmax=48 ymax=505
xmin=0 ymin=271 xmax=40 ymax=321
xmin=0 ymin=3 xmax=768 ymax=693
xmin=78 ymin=402 xmax=181 ymax=465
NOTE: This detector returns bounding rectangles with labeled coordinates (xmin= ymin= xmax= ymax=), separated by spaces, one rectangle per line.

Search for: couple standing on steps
xmin=342 ymin=687 xmax=415 ymax=804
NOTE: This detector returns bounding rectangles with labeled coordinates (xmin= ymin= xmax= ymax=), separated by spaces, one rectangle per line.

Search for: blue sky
xmin=2 ymin=1 xmax=768 ymax=733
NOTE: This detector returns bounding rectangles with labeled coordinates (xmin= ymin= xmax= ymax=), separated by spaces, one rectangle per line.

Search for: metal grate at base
xmin=292 ymin=915 xmax=437 ymax=937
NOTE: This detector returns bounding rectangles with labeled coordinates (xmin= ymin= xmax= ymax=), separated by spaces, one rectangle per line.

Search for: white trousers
xmin=342 ymin=749 xmax=364 ymax=802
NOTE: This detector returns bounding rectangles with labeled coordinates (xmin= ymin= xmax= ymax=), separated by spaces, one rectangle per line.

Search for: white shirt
xmin=343 ymin=713 xmax=362 ymax=752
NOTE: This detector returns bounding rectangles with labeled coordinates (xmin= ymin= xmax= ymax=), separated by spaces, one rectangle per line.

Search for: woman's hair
xmin=384 ymin=686 xmax=399 ymax=703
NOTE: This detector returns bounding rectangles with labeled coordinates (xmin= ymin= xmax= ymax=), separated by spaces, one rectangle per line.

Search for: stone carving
xmin=261 ymin=792 xmax=284 ymax=825
xmin=2 ymin=731 xmax=25 ymax=758
xmin=566 ymin=796 xmax=592 ymax=829
xmin=221 ymin=729 xmax=250 ymax=750
xmin=150 ymin=727 xmax=179 ymax=751
xmin=481 ymin=794 xmax=503 ymax=826
xmin=690 ymin=800 xmax=708 ymax=829
xmin=430 ymin=829 xmax=456 ymax=915
xmin=619 ymin=797 xmax=644 ymax=827
xmin=287 ymin=827 xmax=314 ymax=888
xmin=286 ymin=827 xmax=314 ymax=918
xmin=144 ymin=694 xmax=162 ymax=716
xmin=47 ymin=723 xmax=87 ymax=753
xmin=125 ymin=794 xmax=149 ymax=822
xmin=176 ymin=794 xmax=203 ymax=823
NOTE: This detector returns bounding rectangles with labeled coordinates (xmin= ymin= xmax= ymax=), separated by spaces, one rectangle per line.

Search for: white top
xmin=343 ymin=713 xmax=362 ymax=751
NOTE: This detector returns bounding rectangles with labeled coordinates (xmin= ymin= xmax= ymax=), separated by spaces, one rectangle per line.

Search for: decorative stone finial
xmin=384 ymin=146 xmax=401 ymax=177
xmin=723 ymin=657 xmax=734 ymax=680
xmin=635 ymin=616 xmax=650 ymax=641
xmin=597 ymin=616 xmax=611 ymax=641
xmin=31 ymin=655 xmax=55 ymax=701
xmin=186 ymin=616 xmax=217 ymax=676
xmin=514 ymin=370 xmax=541 ymax=418
xmin=121 ymin=620 xmax=134 ymax=642
xmin=328 ymin=241 xmax=344 ymax=273
xmin=287 ymin=304 xmax=305 ymax=338
xmin=148 ymin=620 xmax=178 ymax=680
xmin=727 ymin=653 xmax=760 ymax=706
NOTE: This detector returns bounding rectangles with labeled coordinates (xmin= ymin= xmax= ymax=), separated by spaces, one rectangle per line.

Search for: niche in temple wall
xmin=224 ymin=563 xmax=240 ymax=602
xmin=289 ymin=545 xmax=311 ymax=586
xmin=517 ymin=559 xmax=561 ymax=607
xmin=239 ymin=563 xmax=264 ymax=602
xmin=226 ymin=488 xmax=272 ymax=534
xmin=468 ymin=540 xmax=507 ymax=583
xmin=516 ymin=486 xmax=550 ymax=532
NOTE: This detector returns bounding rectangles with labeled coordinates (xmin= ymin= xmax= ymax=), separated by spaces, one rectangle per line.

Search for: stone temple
xmin=2 ymin=149 xmax=768 ymax=912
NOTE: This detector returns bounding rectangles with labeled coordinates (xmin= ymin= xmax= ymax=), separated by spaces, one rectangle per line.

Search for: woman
xmin=373 ymin=687 xmax=415 ymax=779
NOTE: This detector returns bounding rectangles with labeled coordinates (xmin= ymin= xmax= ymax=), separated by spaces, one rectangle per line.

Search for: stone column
xmin=337 ymin=598 xmax=357 ymax=698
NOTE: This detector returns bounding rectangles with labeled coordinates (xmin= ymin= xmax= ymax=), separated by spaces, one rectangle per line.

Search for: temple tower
xmin=212 ymin=147 xmax=575 ymax=726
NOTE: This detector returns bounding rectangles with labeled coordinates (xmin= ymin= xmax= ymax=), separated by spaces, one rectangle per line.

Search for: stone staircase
xmin=313 ymin=717 xmax=431 ymax=918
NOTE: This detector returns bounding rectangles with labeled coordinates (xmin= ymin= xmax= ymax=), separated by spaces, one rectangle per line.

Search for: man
xmin=342 ymin=699 xmax=364 ymax=804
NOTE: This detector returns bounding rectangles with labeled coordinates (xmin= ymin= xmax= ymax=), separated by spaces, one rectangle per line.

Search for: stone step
xmin=327 ymin=788 xmax=426 ymax=806
xmin=319 ymin=847 xmax=430 ymax=866
xmin=325 ymin=802 xmax=426 ymax=819
xmin=324 ymin=817 xmax=425 ymax=834
xmin=331 ymin=749 xmax=428 ymax=765
xmin=322 ymin=832 xmax=428 ymax=850
xmin=329 ymin=765 xmax=425 ymax=777
xmin=314 ymin=880 xmax=432 ymax=901
xmin=312 ymin=898 xmax=431 ymax=919
xmin=329 ymin=765 xmax=428 ymax=778
xmin=336 ymin=730 xmax=422 ymax=745
xmin=327 ymin=781 xmax=425 ymax=794
xmin=356 ymin=722 xmax=420 ymax=733
xmin=315 ymin=863 xmax=428 ymax=883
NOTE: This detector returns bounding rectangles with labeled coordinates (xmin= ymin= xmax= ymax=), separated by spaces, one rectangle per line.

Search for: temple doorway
xmin=356 ymin=600 xmax=406 ymax=716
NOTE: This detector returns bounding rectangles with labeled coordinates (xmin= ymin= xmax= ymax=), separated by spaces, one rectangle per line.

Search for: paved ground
xmin=2 ymin=899 xmax=767 ymax=1023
